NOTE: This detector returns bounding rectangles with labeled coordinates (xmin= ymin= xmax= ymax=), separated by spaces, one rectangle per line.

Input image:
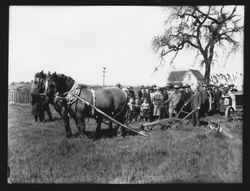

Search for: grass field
xmin=8 ymin=103 xmax=242 ymax=183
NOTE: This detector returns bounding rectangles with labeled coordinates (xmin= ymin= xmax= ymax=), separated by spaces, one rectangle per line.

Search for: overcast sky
xmin=9 ymin=6 xmax=244 ymax=86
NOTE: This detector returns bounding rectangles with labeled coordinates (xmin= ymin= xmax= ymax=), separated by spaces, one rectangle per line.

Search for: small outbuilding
xmin=9 ymin=82 xmax=32 ymax=104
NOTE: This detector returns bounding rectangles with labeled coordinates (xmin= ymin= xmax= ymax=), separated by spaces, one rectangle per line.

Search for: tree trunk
xmin=204 ymin=59 xmax=211 ymax=85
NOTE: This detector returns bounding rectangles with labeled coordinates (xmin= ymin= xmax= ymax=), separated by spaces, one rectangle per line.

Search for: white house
xmin=167 ymin=69 xmax=204 ymax=89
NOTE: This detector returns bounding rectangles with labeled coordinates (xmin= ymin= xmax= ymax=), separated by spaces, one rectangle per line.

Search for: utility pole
xmin=103 ymin=67 xmax=106 ymax=86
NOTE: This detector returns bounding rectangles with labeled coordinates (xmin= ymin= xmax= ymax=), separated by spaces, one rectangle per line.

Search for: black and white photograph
xmin=8 ymin=5 xmax=244 ymax=183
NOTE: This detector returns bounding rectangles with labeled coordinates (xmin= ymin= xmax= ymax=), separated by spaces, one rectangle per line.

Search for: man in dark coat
xmin=200 ymin=84 xmax=209 ymax=117
xmin=190 ymin=85 xmax=203 ymax=126
xmin=128 ymin=86 xmax=136 ymax=100
xmin=31 ymin=80 xmax=53 ymax=122
xmin=213 ymin=86 xmax=222 ymax=114
xmin=141 ymin=86 xmax=150 ymax=103
xmin=177 ymin=85 xmax=192 ymax=118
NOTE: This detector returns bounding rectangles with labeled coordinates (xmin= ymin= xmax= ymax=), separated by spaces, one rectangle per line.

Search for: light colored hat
xmin=122 ymin=87 xmax=128 ymax=91
xmin=223 ymin=85 xmax=228 ymax=89
xmin=174 ymin=85 xmax=179 ymax=89
xmin=230 ymin=88 xmax=238 ymax=92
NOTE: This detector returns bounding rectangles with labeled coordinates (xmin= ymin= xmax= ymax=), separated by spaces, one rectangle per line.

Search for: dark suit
xmin=31 ymin=82 xmax=52 ymax=122
xmin=142 ymin=92 xmax=151 ymax=103
xmin=213 ymin=89 xmax=222 ymax=114
xmin=200 ymin=89 xmax=209 ymax=116
xmin=190 ymin=90 xmax=202 ymax=126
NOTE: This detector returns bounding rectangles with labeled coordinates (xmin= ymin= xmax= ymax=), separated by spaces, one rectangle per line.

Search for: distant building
xmin=9 ymin=82 xmax=32 ymax=104
xmin=167 ymin=69 xmax=204 ymax=89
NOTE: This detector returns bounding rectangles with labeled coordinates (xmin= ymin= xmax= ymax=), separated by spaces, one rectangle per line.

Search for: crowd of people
xmin=116 ymin=82 xmax=239 ymax=126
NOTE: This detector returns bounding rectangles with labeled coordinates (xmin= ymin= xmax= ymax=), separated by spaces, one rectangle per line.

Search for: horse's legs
xmin=34 ymin=115 xmax=38 ymax=122
xmin=61 ymin=106 xmax=72 ymax=138
xmin=95 ymin=115 xmax=103 ymax=137
xmin=75 ymin=111 xmax=86 ymax=135
xmin=54 ymin=102 xmax=63 ymax=118
xmin=116 ymin=114 xmax=126 ymax=137
xmin=39 ymin=105 xmax=45 ymax=122
xmin=109 ymin=121 xmax=112 ymax=131
xmin=45 ymin=103 xmax=53 ymax=120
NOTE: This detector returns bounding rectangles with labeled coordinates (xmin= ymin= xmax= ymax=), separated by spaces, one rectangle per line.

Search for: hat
xmin=122 ymin=87 xmax=128 ymax=91
xmin=116 ymin=83 xmax=121 ymax=88
xmin=174 ymin=85 xmax=180 ymax=89
xmin=223 ymin=85 xmax=228 ymax=89
xmin=219 ymin=83 xmax=224 ymax=87
xmin=230 ymin=88 xmax=238 ymax=92
xmin=140 ymin=85 xmax=145 ymax=89
xmin=155 ymin=86 xmax=160 ymax=90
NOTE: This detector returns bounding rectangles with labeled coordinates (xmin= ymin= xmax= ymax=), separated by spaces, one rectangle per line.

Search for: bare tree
xmin=152 ymin=6 xmax=243 ymax=84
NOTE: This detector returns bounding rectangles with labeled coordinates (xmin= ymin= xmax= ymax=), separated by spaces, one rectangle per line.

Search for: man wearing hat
xmin=230 ymin=88 xmax=238 ymax=110
xmin=207 ymin=86 xmax=214 ymax=115
xmin=213 ymin=85 xmax=222 ymax=114
xmin=220 ymin=85 xmax=231 ymax=113
xmin=128 ymin=86 xmax=136 ymax=100
xmin=165 ymin=84 xmax=181 ymax=118
xmin=190 ymin=84 xmax=203 ymax=126
xmin=152 ymin=86 xmax=162 ymax=120
xmin=141 ymin=85 xmax=151 ymax=103
xmin=200 ymin=83 xmax=209 ymax=117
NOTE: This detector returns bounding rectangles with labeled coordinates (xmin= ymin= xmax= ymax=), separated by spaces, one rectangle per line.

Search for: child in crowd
xmin=141 ymin=98 xmax=150 ymax=122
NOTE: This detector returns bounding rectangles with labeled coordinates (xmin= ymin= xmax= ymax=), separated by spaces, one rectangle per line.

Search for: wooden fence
xmin=8 ymin=89 xmax=31 ymax=104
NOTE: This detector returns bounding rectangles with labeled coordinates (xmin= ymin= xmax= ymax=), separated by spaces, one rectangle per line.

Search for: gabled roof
xmin=168 ymin=69 xmax=204 ymax=82
xmin=167 ymin=70 xmax=187 ymax=82
xmin=189 ymin=69 xmax=204 ymax=80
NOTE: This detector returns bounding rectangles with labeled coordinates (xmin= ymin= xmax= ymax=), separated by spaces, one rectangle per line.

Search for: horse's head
xmin=45 ymin=71 xmax=75 ymax=103
xmin=44 ymin=72 xmax=58 ymax=103
xmin=32 ymin=70 xmax=47 ymax=96
xmin=34 ymin=70 xmax=46 ymax=84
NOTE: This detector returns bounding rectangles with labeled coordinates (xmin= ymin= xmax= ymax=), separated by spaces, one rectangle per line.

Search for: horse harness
xmin=53 ymin=82 xmax=128 ymax=119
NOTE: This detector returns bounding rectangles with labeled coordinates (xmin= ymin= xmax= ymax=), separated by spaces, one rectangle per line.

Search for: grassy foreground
xmin=8 ymin=103 xmax=242 ymax=183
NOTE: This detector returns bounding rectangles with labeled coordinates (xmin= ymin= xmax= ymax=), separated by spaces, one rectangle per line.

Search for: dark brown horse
xmin=34 ymin=70 xmax=72 ymax=118
xmin=45 ymin=72 xmax=128 ymax=138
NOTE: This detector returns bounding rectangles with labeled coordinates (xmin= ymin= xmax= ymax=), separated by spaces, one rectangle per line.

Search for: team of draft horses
xmin=30 ymin=71 xmax=237 ymax=137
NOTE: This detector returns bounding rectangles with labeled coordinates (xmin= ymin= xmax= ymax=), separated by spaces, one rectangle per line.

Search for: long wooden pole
xmin=176 ymin=104 xmax=185 ymax=118
xmin=72 ymin=93 xmax=147 ymax=137
xmin=172 ymin=108 xmax=198 ymax=128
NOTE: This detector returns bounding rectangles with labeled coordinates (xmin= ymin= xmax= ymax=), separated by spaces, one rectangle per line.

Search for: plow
xmin=140 ymin=105 xmax=198 ymax=132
